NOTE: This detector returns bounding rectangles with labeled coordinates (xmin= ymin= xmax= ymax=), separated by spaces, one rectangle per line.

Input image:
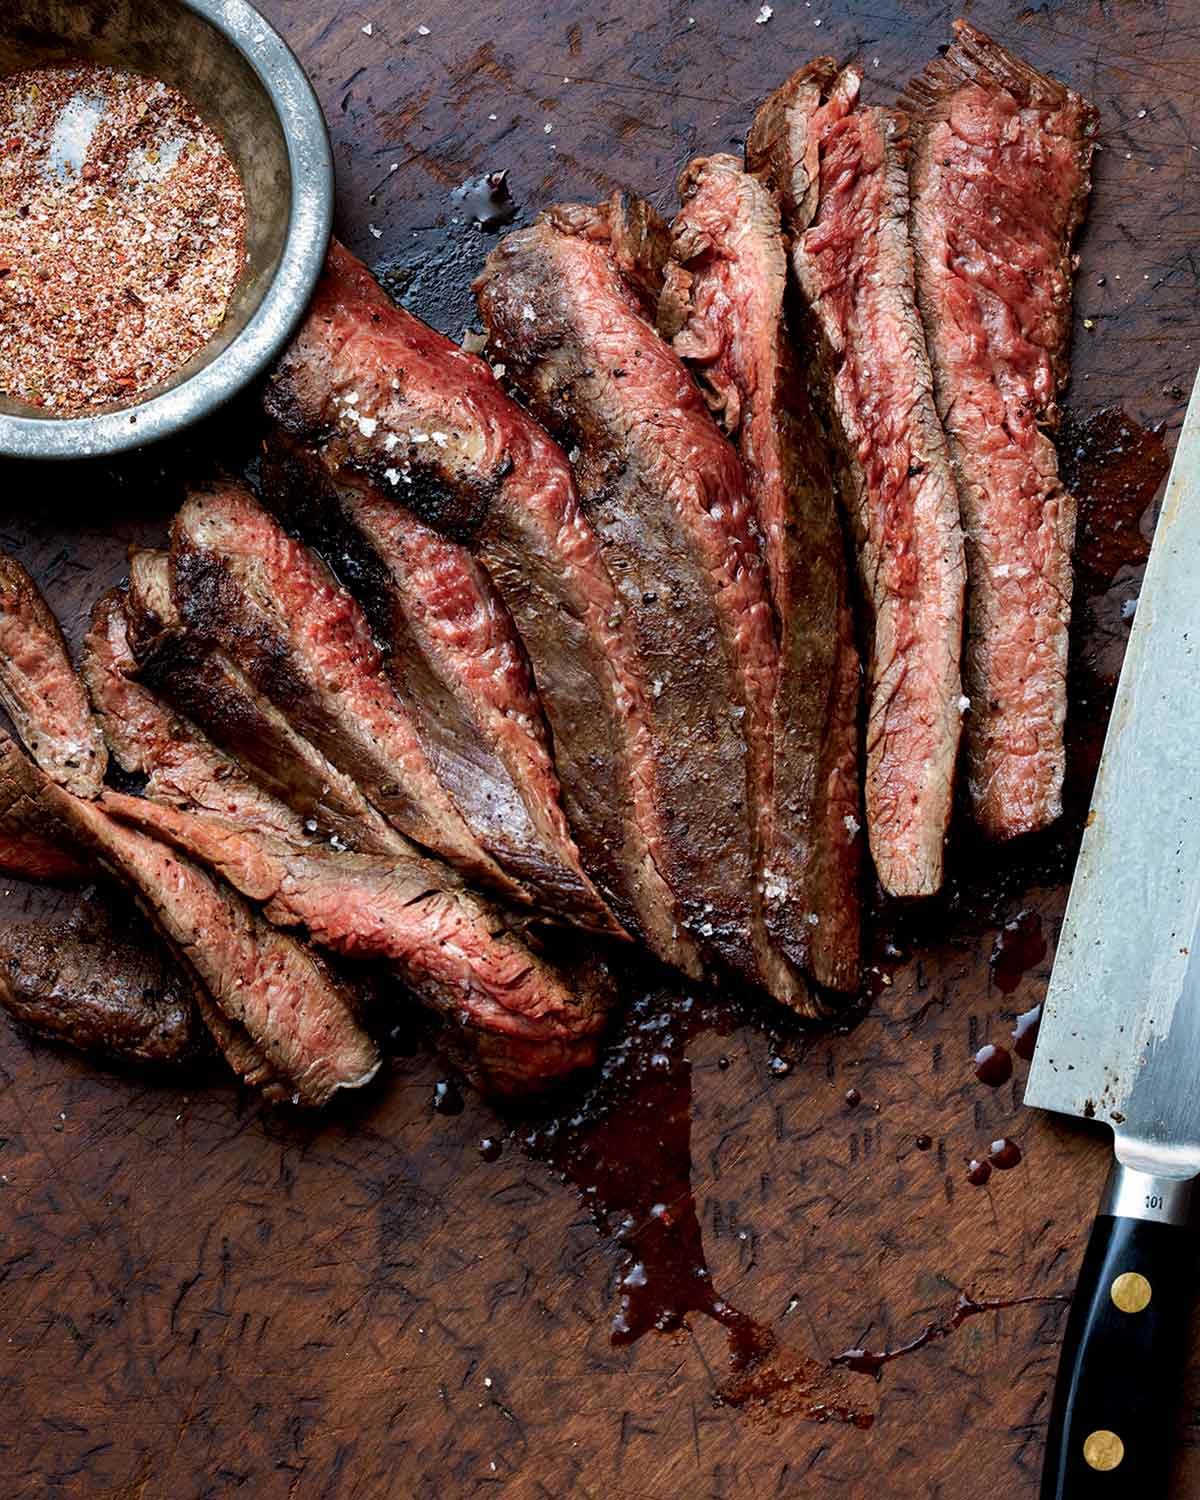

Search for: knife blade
xmin=1026 ymin=366 xmax=1200 ymax=1498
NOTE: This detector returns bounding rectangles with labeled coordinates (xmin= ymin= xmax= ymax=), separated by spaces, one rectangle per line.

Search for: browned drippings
xmin=973 ymin=1043 xmax=1012 ymax=1087
xmin=990 ymin=910 xmax=1047 ymax=995
xmin=516 ymin=975 xmax=874 ymax=1425
xmin=830 ymin=1291 xmax=1069 ymax=1380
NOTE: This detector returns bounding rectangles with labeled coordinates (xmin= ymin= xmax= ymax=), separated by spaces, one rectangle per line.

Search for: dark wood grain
xmin=2 ymin=1 xmax=1198 ymax=1495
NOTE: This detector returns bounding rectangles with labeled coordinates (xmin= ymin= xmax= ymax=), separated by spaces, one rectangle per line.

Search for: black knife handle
xmin=1040 ymin=1163 xmax=1198 ymax=1499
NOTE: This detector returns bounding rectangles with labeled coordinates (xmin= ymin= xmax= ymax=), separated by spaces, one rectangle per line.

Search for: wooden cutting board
xmin=3 ymin=0 xmax=1199 ymax=1494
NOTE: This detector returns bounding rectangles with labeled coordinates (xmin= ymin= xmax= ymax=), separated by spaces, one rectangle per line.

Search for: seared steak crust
xmin=748 ymin=63 xmax=966 ymax=899
xmin=901 ymin=21 xmax=1098 ymax=838
xmin=662 ymin=155 xmax=862 ymax=991
xmin=260 ymin=433 xmax=620 ymax=935
xmin=171 ymin=485 xmax=526 ymax=901
xmin=264 ymin=241 xmax=697 ymax=975
xmin=0 ymin=735 xmax=380 ymax=1107
xmin=83 ymin=609 xmax=613 ymax=1094
xmin=117 ymin=555 xmax=412 ymax=858
xmin=477 ymin=196 xmax=808 ymax=1009
xmin=0 ymin=899 xmax=201 ymax=1065
xmin=0 ymin=553 xmax=107 ymax=798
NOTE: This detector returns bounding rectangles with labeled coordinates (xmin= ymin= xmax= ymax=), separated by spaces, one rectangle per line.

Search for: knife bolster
xmin=1101 ymin=1161 xmax=1197 ymax=1228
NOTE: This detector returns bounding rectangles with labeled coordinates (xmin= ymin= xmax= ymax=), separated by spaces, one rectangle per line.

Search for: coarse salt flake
xmin=417 ymin=24 xmax=431 ymax=35
xmin=368 ymin=223 xmax=382 ymax=239
xmin=843 ymin=814 xmax=860 ymax=838
xmin=756 ymin=5 xmax=773 ymax=22
xmin=362 ymin=22 xmax=373 ymax=35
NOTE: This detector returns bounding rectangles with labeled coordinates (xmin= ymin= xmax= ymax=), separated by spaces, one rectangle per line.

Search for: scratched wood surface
xmin=2 ymin=0 xmax=1200 ymax=1495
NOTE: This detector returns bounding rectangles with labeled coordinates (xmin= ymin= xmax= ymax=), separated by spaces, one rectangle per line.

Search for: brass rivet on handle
xmin=1111 ymin=1271 xmax=1152 ymax=1314
xmin=1083 ymin=1430 xmax=1125 ymax=1472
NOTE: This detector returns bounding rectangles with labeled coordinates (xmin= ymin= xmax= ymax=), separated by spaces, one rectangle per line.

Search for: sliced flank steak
xmin=260 ymin=431 xmax=620 ymax=935
xmin=106 ymin=561 xmax=411 ymax=858
xmin=264 ymin=240 xmax=698 ymax=976
xmin=0 ymin=552 xmax=107 ymax=798
xmin=170 ymin=484 xmax=528 ymax=902
xmin=0 ymin=733 xmax=380 ymax=1107
xmin=477 ymin=194 xmax=811 ymax=1011
xmin=747 ymin=61 xmax=966 ymax=899
xmin=901 ymin=21 xmax=1098 ymax=838
xmin=84 ymin=620 xmax=613 ymax=1093
xmin=661 ymin=153 xmax=863 ymax=991
xmin=0 ymin=896 xmax=203 ymax=1066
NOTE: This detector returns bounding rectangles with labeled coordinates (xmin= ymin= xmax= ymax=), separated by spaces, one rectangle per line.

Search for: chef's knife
xmin=1027 ymin=368 xmax=1200 ymax=1498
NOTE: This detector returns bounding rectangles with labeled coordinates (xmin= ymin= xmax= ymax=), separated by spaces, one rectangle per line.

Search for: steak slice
xmin=170 ymin=485 xmax=527 ymax=901
xmin=477 ymin=195 xmax=808 ymax=1010
xmin=0 ymin=553 xmax=107 ymax=798
xmin=0 ymin=734 xmax=380 ymax=1106
xmin=81 ymin=615 xmax=612 ymax=1093
xmin=121 ymin=550 xmax=411 ymax=859
xmin=102 ymin=791 xmax=615 ymax=1094
xmin=747 ymin=63 xmax=966 ymax=898
xmin=0 ymin=828 xmax=90 ymax=882
xmin=260 ymin=432 xmax=621 ymax=936
xmin=660 ymin=154 xmax=862 ymax=991
xmin=84 ymin=588 xmax=307 ymax=843
xmin=900 ymin=22 xmax=1098 ymax=838
xmin=0 ymin=897 xmax=202 ymax=1066
xmin=264 ymin=241 xmax=697 ymax=977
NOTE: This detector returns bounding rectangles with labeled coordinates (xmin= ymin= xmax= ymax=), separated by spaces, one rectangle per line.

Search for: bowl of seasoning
xmin=0 ymin=0 xmax=333 ymax=460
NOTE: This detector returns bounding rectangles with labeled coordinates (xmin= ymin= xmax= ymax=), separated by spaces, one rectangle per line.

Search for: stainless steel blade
xmin=1026 ymin=368 xmax=1200 ymax=1179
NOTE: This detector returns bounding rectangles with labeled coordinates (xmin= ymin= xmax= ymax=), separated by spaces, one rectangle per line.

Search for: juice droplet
xmin=1011 ymin=1003 xmax=1043 ymax=1062
xmin=844 ymin=1087 xmax=862 ymax=1108
xmin=974 ymin=1043 xmax=1013 ymax=1087
xmin=987 ymin=1137 xmax=1022 ymax=1170
xmin=966 ymin=1158 xmax=992 ymax=1186
xmin=433 ymin=1078 xmax=464 ymax=1115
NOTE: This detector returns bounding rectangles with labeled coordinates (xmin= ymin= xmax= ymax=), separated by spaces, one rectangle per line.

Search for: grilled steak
xmin=0 ymin=734 xmax=380 ymax=1107
xmin=170 ymin=485 xmax=531 ymax=901
xmin=0 ymin=553 xmax=107 ymax=798
xmin=103 ymin=790 xmax=614 ymax=1093
xmin=0 ymin=897 xmax=202 ymax=1065
xmin=83 ymin=618 xmax=613 ymax=1093
xmin=477 ymin=195 xmax=808 ymax=1010
xmin=900 ymin=22 xmax=1097 ymax=838
xmin=0 ymin=828 xmax=90 ymax=881
xmin=661 ymin=155 xmax=862 ymax=991
xmin=264 ymin=241 xmax=697 ymax=975
xmin=120 ymin=551 xmax=411 ymax=858
xmin=260 ymin=432 xmax=620 ymax=935
xmin=85 ymin=589 xmax=307 ymax=842
xmin=747 ymin=63 xmax=966 ymax=898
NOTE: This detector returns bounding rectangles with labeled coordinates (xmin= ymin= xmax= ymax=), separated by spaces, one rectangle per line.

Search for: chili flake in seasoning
xmin=0 ymin=63 xmax=247 ymax=413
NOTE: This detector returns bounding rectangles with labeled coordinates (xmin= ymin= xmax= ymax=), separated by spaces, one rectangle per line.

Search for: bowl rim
xmin=0 ymin=0 xmax=333 ymax=461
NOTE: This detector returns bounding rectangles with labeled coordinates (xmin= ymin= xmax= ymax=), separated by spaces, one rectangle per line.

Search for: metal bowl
xmin=0 ymin=0 xmax=332 ymax=460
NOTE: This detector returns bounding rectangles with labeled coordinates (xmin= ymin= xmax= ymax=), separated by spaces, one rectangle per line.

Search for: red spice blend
xmin=0 ymin=63 xmax=246 ymax=413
